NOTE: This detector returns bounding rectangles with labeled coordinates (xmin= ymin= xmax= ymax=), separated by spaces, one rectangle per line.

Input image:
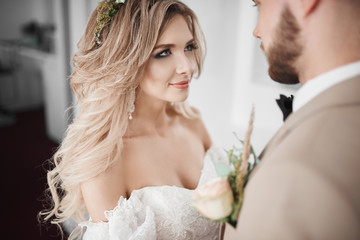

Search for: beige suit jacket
xmin=224 ymin=75 xmax=360 ymax=240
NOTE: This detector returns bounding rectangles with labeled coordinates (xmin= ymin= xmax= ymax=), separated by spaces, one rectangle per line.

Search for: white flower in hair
xmin=116 ymin=0 xmax=126 ymax=3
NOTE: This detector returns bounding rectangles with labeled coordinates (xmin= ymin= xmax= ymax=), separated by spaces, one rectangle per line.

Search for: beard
xmin=265 ymin=6 xmax=303 ymax=84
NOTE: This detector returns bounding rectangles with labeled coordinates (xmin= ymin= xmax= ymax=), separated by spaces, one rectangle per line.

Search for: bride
xmin=41 ymin=0 xmax=225 ymax=239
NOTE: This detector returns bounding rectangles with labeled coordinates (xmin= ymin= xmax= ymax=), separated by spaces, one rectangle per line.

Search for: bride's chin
xmin=172 ymin=96 xmax=189 ymax=103
xmin=168 ymin=93 xmax=189 ymax=103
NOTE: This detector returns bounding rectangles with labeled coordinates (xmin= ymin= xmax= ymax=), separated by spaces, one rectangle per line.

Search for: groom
xmin=224 ymin=0 xmax=360 ymax=239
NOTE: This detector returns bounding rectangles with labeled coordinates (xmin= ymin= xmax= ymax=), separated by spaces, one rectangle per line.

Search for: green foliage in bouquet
xmin=215 ymin=107 xmax=260 ymax=227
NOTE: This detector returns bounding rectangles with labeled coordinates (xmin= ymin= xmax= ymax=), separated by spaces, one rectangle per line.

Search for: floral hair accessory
xmin=94 ymin=0 xmax=127 ymax=45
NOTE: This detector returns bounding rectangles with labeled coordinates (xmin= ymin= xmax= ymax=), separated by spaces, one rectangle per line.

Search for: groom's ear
xmin=301 ymin=0 xmax=320 ymax=16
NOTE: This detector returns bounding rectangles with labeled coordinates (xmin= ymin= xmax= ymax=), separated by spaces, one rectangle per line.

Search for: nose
xmin=253 ymin=24 xmax=261 ymax=39
xmin=176 ymin=53 xmax=194 ymax=76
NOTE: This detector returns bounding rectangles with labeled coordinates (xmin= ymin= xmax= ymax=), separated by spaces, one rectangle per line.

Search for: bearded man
xmin=224 ymin=0 xmax=360 ymax=239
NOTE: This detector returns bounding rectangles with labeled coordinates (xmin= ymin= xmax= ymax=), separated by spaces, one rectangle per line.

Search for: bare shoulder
xmin=81 ymin=161 xmax=126 ymax=222
xmin=174 ymin=106 xmax=212 ymax=150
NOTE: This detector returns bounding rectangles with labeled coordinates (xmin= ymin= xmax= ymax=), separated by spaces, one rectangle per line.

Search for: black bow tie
xmin=276 ymin=94 xmax=294 ymax=121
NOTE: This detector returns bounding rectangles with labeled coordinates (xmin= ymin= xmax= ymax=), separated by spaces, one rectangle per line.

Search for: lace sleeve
xmin=196 ymin=146 xmax=228 ymax=188
xmin=78 ymin=195 xmax=157 ymax=240
xmin=207 ymin=146 xmax=228 ymax=164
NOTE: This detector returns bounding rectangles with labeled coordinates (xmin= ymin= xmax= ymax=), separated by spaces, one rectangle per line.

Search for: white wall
xmin=69 ymin=0 xmax=98 ymax=56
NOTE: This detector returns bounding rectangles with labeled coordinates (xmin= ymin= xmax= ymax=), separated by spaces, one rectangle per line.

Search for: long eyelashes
xmin=153 ymin=43 xmax=198 ymax=59
xmin=185 ymin=43 xmax=198 ymax=52
xmin=154 ymin=49 xmax=171 ymax=59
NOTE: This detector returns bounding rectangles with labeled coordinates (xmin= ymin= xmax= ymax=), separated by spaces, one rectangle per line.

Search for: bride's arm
xmin=81 ymin=160 xmax=127 ymax=222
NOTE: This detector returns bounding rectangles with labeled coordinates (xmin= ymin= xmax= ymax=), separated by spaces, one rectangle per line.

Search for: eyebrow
xmin=153 ymin=38 xmax=195 ymax=51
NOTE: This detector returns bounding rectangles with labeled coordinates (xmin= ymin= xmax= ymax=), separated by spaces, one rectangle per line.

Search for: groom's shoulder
xmin=257 ymin=101 xmax=360 ymax=199
xmin=258 ymin=98 xmax=360 ymax=181
xmin=292 ymin=98 xmax=360 ymax=143
xmin=241 ymin=104 xmax=360 ymax=239
xmin=272 ymin=102 xmax=360 ymax=162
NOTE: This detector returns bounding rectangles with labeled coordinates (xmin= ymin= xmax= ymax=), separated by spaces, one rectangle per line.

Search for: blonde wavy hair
xmin=40 ymin=0 xmax=206 ymax=235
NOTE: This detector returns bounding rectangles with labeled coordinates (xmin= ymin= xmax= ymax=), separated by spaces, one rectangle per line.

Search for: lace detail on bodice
xmin=78 ymin=146 xmax=227 ymax=240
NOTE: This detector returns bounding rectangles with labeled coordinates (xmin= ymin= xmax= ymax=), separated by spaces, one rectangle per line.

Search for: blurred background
xmin=0 ymin=0 xmax=299 ymax=239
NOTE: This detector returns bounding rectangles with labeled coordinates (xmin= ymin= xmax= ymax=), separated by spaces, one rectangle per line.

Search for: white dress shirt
xmin=293 ymin=61 xmax=360 ymax=112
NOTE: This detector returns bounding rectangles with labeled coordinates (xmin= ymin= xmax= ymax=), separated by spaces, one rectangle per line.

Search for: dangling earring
xmin=128 ymin=89 xmax=135 ymax=120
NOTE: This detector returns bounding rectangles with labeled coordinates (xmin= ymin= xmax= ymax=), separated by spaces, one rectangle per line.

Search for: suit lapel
xmin=260 ymin=75 xmax=360 ymax=162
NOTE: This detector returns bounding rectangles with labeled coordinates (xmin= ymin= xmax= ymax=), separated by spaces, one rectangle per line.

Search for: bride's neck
xmin=127 ymin=91 xmax=171 ymax=136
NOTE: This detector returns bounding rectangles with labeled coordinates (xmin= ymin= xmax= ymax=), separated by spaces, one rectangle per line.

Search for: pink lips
xmin=170 ymin=80 xmax=189 ymax=89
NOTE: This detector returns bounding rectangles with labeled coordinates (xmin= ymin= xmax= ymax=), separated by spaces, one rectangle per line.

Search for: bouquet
xmin=192 ymin=106 xmax=259 ymax=228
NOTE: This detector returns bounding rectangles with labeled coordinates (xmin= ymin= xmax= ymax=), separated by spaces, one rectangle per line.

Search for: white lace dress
xmin=78 ymin=146 xmax=227 ymax=240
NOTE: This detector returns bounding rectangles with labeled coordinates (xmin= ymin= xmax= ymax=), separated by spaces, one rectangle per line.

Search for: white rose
xmin=192 ymin=177 xmax=234 ymax=220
